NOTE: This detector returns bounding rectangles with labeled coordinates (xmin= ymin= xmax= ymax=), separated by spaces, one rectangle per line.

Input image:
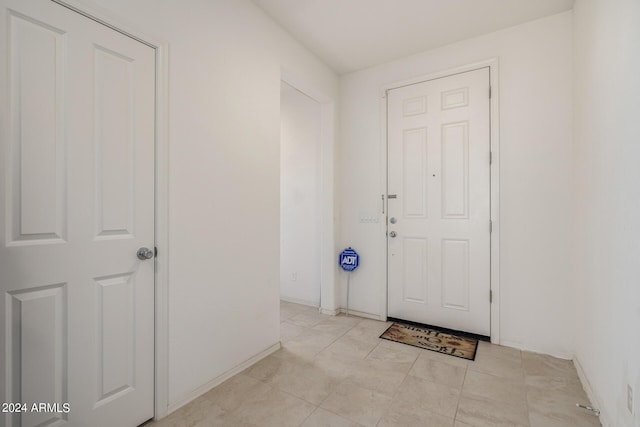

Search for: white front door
xmin=0 ymin=1 xmax=156 ymax=426
xmin=387 ymin=68 xmax=491 ymax=336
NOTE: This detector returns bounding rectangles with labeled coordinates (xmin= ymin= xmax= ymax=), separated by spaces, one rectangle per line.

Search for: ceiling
xmin=252 ymin=0 xmax=575 ymax=74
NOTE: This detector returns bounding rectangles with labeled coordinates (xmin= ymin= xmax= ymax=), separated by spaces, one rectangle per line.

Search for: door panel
xmin=387 ymin=68 xmax=490 ymax=336
xmin=402 ymin=128 xmax=428 ymax=218
xmin=441 ymin=239 xmax=469 ymax=310
xmin=7 ymin=10 xmax=67 ymax=245
xmin=94 ymin=45 xmax=137 ymax=239
xmin=442 ymin=122 xmax=469 ymax=218
xmin=0 ymin=1 xmax=155 ymax=426
xmin=401 ymin=238 xmax=428 ymax=304
xmin=95 ymin=273 xmax=135 ymax=405
xmin=8 ymin=284 xmax=67 ymax=427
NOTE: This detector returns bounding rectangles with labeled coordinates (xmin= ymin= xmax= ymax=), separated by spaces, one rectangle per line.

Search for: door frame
xmin=50 ymin=0 xmax=171 ymax=419
xmin=280 ymin=70 xmax=338 ymax=316
xmin=380 ymin=59 xmax=501 ymax=344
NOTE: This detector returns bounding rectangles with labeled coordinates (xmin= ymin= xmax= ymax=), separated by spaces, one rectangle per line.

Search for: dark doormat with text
xmin=380 ymin=322 xmax=478 ymax=361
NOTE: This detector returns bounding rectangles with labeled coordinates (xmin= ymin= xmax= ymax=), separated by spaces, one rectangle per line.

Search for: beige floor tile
xmin=525 ymin=374 xmax=583 ymax=391
xmin=327 ymin=313 xmax=366 ymax=327
xmin=149 ymin=402 xmax=224 ymax=427
xmin=529 ymin=411 xmax=601 ymax=427
xmin=462 ymin=370 xmax=527 ymax=408
xmin=193 ymin=409 xmax=251 ymax=427
xmin=279 ymin=330 xmax=338 ymax=360
xmin=345 ymin=319 xmax=392 ymax=338
xmin=244 ymin=352 xmax=302 ymax=382
xmin=364 ymin=351 xmax=417 ymax=375
xmin=393 ymin=374 xmax=461 ymax=419
xmin=280 ymin=302 xmax=309 ymax=321
xmin=343 ymin=359 xmax=408 ymax=397
xmin=152 ymin=376 xmax=271 ymax=427
xmin=475 ymin=341 xmax=522 ymax=362
xmin=301 ymin=408 xmax=363 ymax=427
xmin=232 ymin=386 xmax=316 ymax=427
xmin=456 ymin=393 xmax=529 ymax=427
xmin=409 ymin=355 xmax=467 ymax=389
xmin=201 ymin=374 xmax=271 ymax=412
xmin=356 ymin=318 xmax=391 ymax=329
xmin=310 ymin=320 xmax=353 ymax=338
xmin=376 ymin=337 xmax=423 ymax=355
xmin=414 ymin=345 xmax=470 ymax=369
xmin=279 ymin=307 xmax=298 ymax=322
xmin=320 ymin=335 xmax=380 ymax=360
xmin=280 ymin=321 xmax=307 ymax=341
xmin=379 ymin=400 xmax=455 ymax=427
xmin=269 ymin=346 xmax=319 ymax=365
xmin=527 ymin=381 xmax=601 ymax=427
xmin=312 ymin=351 xmax=360 ymax=379
xmin=266 ymin=360 xmax=342 ymax=405
xmin=288 ymin=310 xmax=329 ymax=328
xmin=468 ymin=350 xmax=524 ymax=381
xmin=343 ymin=326 xmax=381 ymax=341
xmin=522 ymin=351 xmax=578 ymax=379
xmin=365 ymin=341 xmax=420 ymax=369
xmin=320 ymin=383 xmax=392 ymax=427
xmin=152 ymin=302 xmax=601 ymax=427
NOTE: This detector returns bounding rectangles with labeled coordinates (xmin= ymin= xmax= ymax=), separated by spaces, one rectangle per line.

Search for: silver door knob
xmin=389 ymin=231 xmax=397 ymax=238
xmin=137 ymin=247 xmax=154 ymax=260
xmin=390 ymin=217 xmax=397 ymax=224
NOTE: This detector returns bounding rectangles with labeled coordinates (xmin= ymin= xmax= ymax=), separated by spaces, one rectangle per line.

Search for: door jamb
xmin=50 ymin=0 xmax=171 ymax=419
xmin=380 ymin=59 xmax=501 ymax=344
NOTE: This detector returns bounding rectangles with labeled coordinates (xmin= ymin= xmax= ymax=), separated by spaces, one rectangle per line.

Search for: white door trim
xmin=280 ymin=70 xmax=337 ymax=315
xmin=380 ymin=59 xmax=501 ymax=344
xmin=50 ymin=0 xmax=171 ymax=419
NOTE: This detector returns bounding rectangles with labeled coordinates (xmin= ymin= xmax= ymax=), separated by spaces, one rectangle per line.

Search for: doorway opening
xmin=279 ymin=81 xmax=322 ymax=308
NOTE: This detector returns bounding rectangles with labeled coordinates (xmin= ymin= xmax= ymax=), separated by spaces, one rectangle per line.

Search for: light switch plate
xmin=359 ymin=213 xmax=379 ymax=223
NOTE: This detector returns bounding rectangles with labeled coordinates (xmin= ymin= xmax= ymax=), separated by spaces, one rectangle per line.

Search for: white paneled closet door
xmin=0 ymin=1 xmax=156 ymax=425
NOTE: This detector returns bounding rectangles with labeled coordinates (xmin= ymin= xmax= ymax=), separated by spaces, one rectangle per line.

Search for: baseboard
xmin=574 ymin=356 xmax=611 ymax=427
xmin=316 ymin=306 xmax=384 ymax=320
xmin=164 ymin=342 xmax=281 ymax=416
xmin=280 ymin=296 xmax=319 ymax=308
xmin=499 ymin=340 xmax=573 ymax=361
xmin=338 ymin=308 xmax=385 ymax=321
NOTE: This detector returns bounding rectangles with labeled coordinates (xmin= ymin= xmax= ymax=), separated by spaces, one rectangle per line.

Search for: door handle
xmin=389 ymin=231 xmax=397 ymax=238
xmin=137 ymin=247 xmax=154 ymax=260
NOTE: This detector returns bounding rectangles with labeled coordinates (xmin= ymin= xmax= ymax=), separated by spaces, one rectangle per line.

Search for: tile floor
xmin=151 ymin=301 xmax=601 ymax=427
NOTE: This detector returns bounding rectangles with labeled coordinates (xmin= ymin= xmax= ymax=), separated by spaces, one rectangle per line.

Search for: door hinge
xmin=489 ymin=220 xmax=493 ymax=233
xmin=490 ymin=290 xmax=493 ymax=303
xmin=489 ymin=151 xmax=493 ymax=164
xmin=489 ymin=86 xmax=492 ymax=99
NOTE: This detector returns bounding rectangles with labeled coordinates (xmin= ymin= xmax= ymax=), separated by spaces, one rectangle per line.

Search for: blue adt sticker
xmin=339 ymin=248 xmax=359 ymax=272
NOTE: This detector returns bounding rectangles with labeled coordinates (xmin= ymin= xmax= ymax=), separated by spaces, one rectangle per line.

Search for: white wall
xmin=280 ymin=82 xmax=321 ymax=306
xmin=338 ymin=12 xmax=574 ymax=357
xmin=84 ymin=0 xmax=339 ymax=411
xmin=573 ymin=0 xmax=640 ymax=425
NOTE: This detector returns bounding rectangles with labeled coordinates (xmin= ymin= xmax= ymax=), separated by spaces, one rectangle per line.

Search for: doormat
xmin=380 ymin=322 xmax=478 ymax=361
